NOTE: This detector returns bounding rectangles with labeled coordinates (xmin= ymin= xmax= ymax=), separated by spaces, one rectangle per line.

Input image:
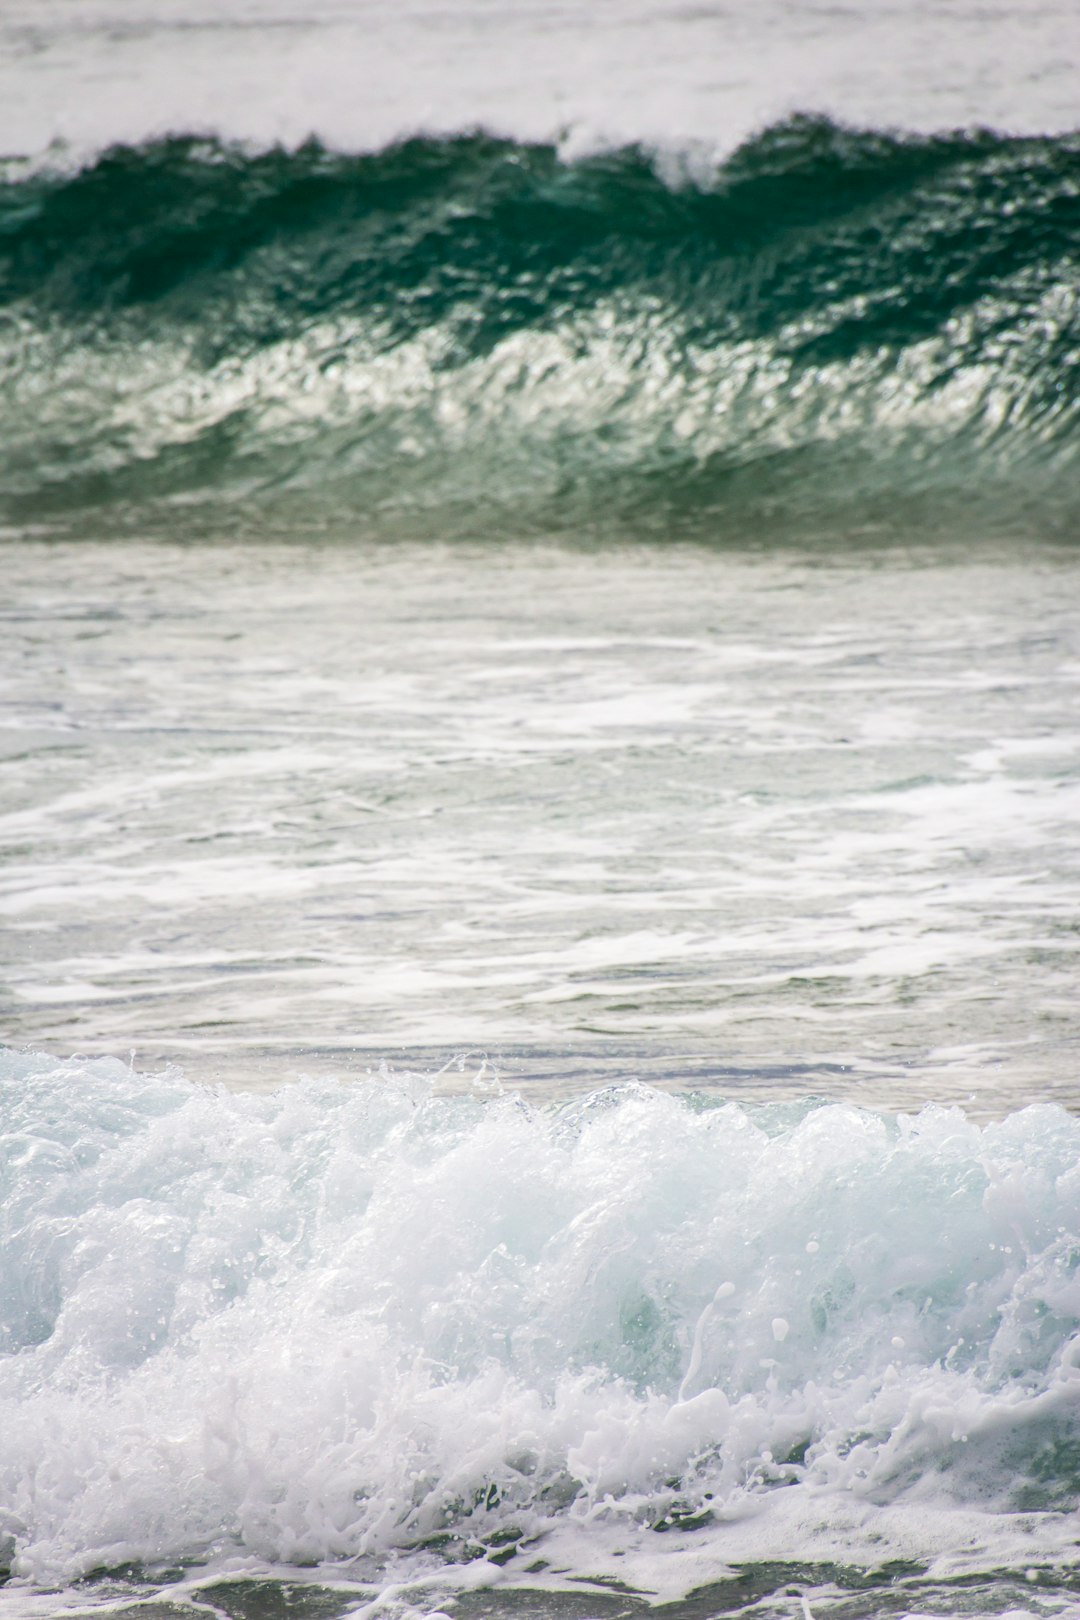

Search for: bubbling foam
xmin=2 ymin=1049 xmax=1079 ymax=1587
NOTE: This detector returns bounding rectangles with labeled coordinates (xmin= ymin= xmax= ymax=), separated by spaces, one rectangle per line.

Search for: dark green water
xmin=2 ymin=119 xmax=1078 ymax=543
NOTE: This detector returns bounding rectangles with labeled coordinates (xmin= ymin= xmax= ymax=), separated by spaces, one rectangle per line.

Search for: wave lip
xmin=2 ymin=117 xmax=1079 ymax=541
xmin=3 ymin=1049 xmax=1080 ymax=1599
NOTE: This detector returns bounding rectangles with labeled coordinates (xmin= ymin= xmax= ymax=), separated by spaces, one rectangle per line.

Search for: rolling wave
xmin=2 ymin=117 xmax=1078 ymax=541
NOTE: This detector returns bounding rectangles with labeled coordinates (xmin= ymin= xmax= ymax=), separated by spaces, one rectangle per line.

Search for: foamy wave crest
xmin=2 ymin=1049 xmax=1080 ymax=1594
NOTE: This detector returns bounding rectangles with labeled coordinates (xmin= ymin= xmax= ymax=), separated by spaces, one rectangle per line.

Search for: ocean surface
xmin=2 ymin=3 xmax=1080 ymax=1617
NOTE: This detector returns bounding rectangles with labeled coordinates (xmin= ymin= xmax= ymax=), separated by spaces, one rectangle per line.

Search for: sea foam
xmin=2 ymin=1049 xmax=1079 ymax=1593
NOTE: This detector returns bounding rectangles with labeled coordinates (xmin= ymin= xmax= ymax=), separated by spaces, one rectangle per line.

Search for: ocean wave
xmin=3 ymin=1048 xmax=1080 ymax=1593
xmin=2 ymin=118 xmax=1079 ymax=541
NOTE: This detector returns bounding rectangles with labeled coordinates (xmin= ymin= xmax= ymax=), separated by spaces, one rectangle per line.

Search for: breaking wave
xmin=3 ymin=1048 xmax=1080 ymax=1600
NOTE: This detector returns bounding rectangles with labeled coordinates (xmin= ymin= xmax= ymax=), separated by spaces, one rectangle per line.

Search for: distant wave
xmin=2 ymin=118 xmax=1078 ymax=542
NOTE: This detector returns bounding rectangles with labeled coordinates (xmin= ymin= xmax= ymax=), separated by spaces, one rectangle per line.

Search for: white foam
xmin=3 ymin=1050 xmax=1080 ymax=1597
xmin=3 ymin=539 xmax=1079 ymax=1107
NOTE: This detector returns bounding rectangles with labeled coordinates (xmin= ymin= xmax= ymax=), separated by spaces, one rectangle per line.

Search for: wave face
xmin=3 ymin=1050 xmax=1080 ymax=1598
xmin=3 ymin=119 xmax=1078 ymax=542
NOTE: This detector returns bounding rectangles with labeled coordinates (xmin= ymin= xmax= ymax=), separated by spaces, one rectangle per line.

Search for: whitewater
xmin=5 ymin=1054 xmax=1080 ymax=1619
xmin=2 ymin=3 xmax=1080 ymax=1618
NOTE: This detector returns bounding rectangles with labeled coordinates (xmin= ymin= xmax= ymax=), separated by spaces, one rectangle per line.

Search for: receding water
xmin=3 ymin=537 xmax=1079 ymax=1111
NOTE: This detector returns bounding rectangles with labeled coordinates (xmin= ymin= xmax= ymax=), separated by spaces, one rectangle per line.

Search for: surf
xmin=3 ymin=1048 xmax=1080 ymax=1605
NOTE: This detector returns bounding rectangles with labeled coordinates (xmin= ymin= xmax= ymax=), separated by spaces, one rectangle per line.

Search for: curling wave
xmin=2 ymin=118 xmax=1079 ymax=541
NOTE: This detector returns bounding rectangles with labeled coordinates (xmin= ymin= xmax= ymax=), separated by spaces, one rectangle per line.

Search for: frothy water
xmin=3 ymin=1051 xmax=1080 ymax=1615
xmin=3 ymin=540 xmax=1079 ymax=1110
xmin=3 ymin=1 xmax=1080 ymax=1614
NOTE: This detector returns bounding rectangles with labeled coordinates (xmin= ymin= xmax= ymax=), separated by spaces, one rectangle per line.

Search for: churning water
xmin=3 ymin=3 xmax=1080 ymax=1616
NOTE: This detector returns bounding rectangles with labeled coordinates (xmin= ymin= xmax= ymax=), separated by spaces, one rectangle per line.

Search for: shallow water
xmin=5 ymin=536 xmax=1080 ymax=1615
xmin=3 ymin=1055 xmax=1080 ymax=1617
xmin=3 ymin=536 xmax=1079 ymax=1112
